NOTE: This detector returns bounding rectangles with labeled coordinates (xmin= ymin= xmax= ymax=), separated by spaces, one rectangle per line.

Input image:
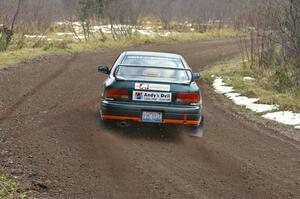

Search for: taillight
xmin=105 ymin=88 xmax=129 ymax=100
xmin=176 ymin=93 xmax=200 ymax=104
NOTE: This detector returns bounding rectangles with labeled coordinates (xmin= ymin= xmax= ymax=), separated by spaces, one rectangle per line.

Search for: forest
xmin=0 ymin=0 xmax=299 ymax=91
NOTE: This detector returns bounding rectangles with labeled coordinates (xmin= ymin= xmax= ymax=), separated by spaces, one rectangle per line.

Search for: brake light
xmin=176 ymin=93 xmax=200 ymax=104
xmin=105 ymin=88 xmax=129 ymax=100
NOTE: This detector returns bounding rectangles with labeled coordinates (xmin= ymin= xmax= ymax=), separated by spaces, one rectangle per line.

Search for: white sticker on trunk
xmin=135 ymin=83 xmax=170 ymax=91
xmin=133 ymin=91 xmax=172 ymax=102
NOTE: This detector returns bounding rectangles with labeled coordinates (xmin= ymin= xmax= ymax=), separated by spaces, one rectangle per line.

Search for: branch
xmin=10 ymin=0 xmax=24 ymax=32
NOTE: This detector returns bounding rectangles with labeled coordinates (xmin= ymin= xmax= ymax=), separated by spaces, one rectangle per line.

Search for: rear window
xmin=115 ymin=65 xmax=192 ymax=84
xmin=122 ymin=55 xmax=184 ymax=68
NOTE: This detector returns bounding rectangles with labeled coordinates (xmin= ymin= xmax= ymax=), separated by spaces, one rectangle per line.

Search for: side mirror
xmin=98 ymin=65 xmax=110 ymax=75
xmin=192 ymin=72 xmax=201 ymax=81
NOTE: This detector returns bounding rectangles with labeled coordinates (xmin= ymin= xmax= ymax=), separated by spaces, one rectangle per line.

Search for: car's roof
xmin=124 ymin=51 xmax=182 ymax=59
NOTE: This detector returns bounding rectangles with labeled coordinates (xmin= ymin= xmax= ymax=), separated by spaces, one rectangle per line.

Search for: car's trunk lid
xmin=108 ymin=80 xmax=199 ymax=105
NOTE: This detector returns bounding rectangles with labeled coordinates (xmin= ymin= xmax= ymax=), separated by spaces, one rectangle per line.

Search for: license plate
xmin=133 ymin=91 xmax=172 ymax=102
xmin=142 ymin=112 xmax=163 ymax=123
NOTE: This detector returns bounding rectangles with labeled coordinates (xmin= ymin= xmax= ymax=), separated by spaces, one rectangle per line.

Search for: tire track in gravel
xmin=0 ymin=53 xmax=78 ymax=123
xmin=1 ymin=40 xmax=299 ymax=199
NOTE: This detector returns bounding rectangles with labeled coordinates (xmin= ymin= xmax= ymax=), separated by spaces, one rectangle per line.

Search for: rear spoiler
xmin=116 ymin=64 xmax=192 ymax=72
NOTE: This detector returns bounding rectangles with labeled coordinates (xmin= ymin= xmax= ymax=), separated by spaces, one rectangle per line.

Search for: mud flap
xmin=96 ymin=110 xmax=103 ymax=129
xmin=97 ymin=110 xmax=110 ymax=130
xmin=188 ymin=117 xmax=204 ymax=138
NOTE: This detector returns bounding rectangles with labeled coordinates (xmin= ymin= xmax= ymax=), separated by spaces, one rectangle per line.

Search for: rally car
xmin=98 ymin=51 xmax=204 ymax=136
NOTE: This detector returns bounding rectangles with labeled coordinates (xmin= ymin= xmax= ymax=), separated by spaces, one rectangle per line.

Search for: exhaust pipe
xmin=117 ymin=121 xmax=131 ymax=128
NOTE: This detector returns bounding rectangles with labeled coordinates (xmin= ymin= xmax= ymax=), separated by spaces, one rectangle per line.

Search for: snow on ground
xmin=245 ymin=104 xmax=279 ymax=113
xmin=137 ymin=29 xmax=156 ymax=36
xmin=71 ymin=22 xmax=82 ymax=27
xmin=262 ymin=112 xmax=300 ymax=126
xmin=55 ymin=21 xmax=69 ymax=26
xmin=25 ymin=35 xmax=47 ymax=39
xmin=214 ymin=77 xmax=278 ymax=113
xmin=47 ymin=38 xmax=63 ymax=41
xmin=73 ymin=35 xmax=86 ymax=40
xmin=213 ymin=77 xmax=235 ymax=94
xmin=56 ymin=32 xmax=74 ymax=36
xmin=243 ymin=76 xmax=255 ymax=81
xmin=90 ymin=25 xmax=111 ymax=33
xmin=213 ymin=77 xmax=300 ymax=129
xmin=54 ymin=22 xmax=177 ymax=37
xmin=225 ymin=92 xmax=278 ymax=113
xmin=159 ymin=32 xmax=174 ymax=37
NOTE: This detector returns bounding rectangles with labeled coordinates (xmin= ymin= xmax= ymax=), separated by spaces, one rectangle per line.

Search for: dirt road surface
xmin=0 ymin=40 xmax=299 ymax=198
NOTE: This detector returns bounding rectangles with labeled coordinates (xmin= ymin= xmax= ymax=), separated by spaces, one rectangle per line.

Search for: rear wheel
xmin=186 ymin=116 xmax=204 ymax=137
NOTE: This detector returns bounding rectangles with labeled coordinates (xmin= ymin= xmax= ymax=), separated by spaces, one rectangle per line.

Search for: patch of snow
xmin=72 ymin=22 xmax=82 ymax=27
xmin=92 ymin=25 xmax=111 ymax=33
xmin=55 ymin=21 xmax=69 ymax=26
xmin=159 ymin=32 xmax=174 ymax=37
xmin=213 ymin=77 xmax=235 ymax=94
xmin=73 ymin=35 xmax=85 ymax=40
xmin=245 ymin=103 xmax=279 ymax=113
xmin=225 ymin=92 xmax=241 ymax=99
xmin=214 ymin=78 xmax=278 ymax=113
xmin=25 ymin=35 xmax=47 ymax=39
xmin=90 ymin=26 xmax=101 ymax=33
xmin=47 ymin=38 xmax=63 ymax=41
xmin=243 ymin=76 xmax=255 ymax=81
xmin=225 ymin=93 xmax=275 ymax=113
xmin=262 ymin=111 xmax=300 ymax=126
xmin=56 ymin=32 xmax=74 ymax=36
xmin=227 ymin=96 xmax=258 ymax=107
xmin=137 ymin=30 xmax=156 ymax=36
xmin=295 ymin=126 xmax=300 ymax=130
xmin=145 ymin=26 xmax=152 ymax=30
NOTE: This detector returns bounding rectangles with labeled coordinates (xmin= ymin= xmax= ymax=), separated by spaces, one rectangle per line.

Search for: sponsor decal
xmin=135 ymin=83 xmax=149 ymax=90
xmin=133 ymin=91 xmax=172 ymax=102
xmin=134 ymin=92 xmax=143 ymax=100
xmin=135 ymin=83 xmax=170 ymax=91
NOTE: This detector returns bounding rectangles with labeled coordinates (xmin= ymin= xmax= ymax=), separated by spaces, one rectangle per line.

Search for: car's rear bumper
xmin=101 ymin=100 xmax=202 ymax=125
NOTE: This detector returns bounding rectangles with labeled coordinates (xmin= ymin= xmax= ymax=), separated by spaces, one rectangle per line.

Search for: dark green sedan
xmin=98 ymin=51 xmax=204 ymax=136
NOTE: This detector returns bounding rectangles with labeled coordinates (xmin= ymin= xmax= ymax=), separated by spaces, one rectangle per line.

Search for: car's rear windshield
xmin=122 ymin=55 xmax=184 ymax=68
xmin=115 ymin=65 xmax=192 ymax=84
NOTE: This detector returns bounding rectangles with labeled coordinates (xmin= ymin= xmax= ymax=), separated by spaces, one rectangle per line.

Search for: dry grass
xmin=0 ymin=175 xmax=33 ymax=199
xmin=0 ymin=28 xmax=240 ymax=68
xmin=202 ymin=58 xmax=300 ymax=112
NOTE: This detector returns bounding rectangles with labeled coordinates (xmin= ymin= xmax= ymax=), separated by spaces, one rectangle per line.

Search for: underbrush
xmin=202 ymin=58 xmax=300 ymax=112
xmin=0 ymin=175 xmax=33 ymax=199
xmin=0 ymin=28 xmax=240 ymax=68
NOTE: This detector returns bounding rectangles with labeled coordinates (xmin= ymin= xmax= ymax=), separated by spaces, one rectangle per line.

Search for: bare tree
xmin=0 ymin=0 xmax=24 ymax=51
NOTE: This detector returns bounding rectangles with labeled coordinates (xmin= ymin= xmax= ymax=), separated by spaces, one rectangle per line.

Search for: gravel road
xmin=0 ymin=40 xmax=299 ymax=198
